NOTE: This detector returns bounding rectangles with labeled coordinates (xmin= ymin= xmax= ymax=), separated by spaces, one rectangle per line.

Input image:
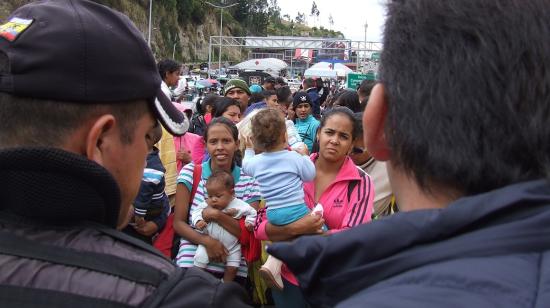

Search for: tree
xmin=328 ymin=14 xmax=334 ymax=30
xmin=295 ymin=12 xmax=306 ymax=24
xmin=310 ymin=1 xmax=320 ymax=17
xmin=310 ymin=1 xmax=320 ymax=27
xmin=233 ymin=0 xmax=270 ymax=35
xmin=268 ymin=0 xmax=281 ymax=24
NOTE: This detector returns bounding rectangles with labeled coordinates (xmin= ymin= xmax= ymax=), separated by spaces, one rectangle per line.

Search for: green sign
xmin=347 ymin=72 xmax=376 ymax=89
xmin=371 ymin=52 xmax=381 ymax=61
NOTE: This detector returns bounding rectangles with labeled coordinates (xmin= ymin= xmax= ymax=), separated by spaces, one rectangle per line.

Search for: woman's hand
xmin=265 ymin=213 xmax=325 ymax=242
xmin=203 ymin=237 xmax=228 ymax=263
xmin=288 ymin=214 xmax=325 ymax=237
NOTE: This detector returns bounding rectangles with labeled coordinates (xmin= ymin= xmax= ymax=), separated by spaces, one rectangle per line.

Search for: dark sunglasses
xmin=351 ymin=147 xmax=366 ymax=155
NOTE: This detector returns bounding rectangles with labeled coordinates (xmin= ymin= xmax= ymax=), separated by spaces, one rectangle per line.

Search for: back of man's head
xmin=303 ymin=78 xmax=316 ymax=89
xmin=380 ymin=0 xmax=550 ymax=195
xmin=357 ymin=79 xmax=375 ymax=103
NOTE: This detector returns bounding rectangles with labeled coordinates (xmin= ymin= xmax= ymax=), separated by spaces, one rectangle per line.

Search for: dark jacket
xmin=0 ymin=147 xmax=251 ymax=307
xmin=306 ymin=87 xmax=321 ymax=117
xmin=270 ymin=180 xmax=550 ymax=307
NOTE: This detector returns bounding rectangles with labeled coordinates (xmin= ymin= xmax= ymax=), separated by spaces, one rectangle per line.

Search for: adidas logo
xmin=333 ymin=198 xmax=343 ymax=207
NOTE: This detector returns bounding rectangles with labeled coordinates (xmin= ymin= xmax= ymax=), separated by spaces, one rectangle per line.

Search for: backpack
xmin=188 ymin=114 xmax=207 ymax=137
xmin=153 ymin=163 xmax=202 ymax=259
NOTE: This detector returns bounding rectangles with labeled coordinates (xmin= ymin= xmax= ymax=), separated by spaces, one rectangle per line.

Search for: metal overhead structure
xmin=207 ymin=36 xmax=383 ymax=77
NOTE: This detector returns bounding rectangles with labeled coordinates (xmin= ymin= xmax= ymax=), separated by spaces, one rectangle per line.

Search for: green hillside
xmin=0 ymin=0 xmax=344 ymax=63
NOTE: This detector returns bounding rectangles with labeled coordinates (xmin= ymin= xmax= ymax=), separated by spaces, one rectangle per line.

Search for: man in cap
xmin=0 ymin=0 xmax=249 ymax=306
xmin=224 ymin=78 xmax=251 ymax=113
xmin=270 ymin=0 xmax=550 ymax=307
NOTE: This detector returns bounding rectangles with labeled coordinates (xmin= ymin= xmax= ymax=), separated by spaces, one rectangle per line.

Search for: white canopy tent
xmin=304 ymin=62 xmax=353 ymax=78
xmin=230 ymin=58 xmax=288 ymax=76
xmin=303 ymin=69 xmax=337 ymax=78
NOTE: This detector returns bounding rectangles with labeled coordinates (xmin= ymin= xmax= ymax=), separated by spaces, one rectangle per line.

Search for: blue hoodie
xmin=295 ymin=114 xmax=320 ymax=153
xmin=270 ymin=180 xmax=550 ymax=307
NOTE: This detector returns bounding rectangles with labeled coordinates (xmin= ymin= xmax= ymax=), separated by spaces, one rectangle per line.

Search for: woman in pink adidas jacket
xmin=254 ymin=107 xmax=375 ymax=307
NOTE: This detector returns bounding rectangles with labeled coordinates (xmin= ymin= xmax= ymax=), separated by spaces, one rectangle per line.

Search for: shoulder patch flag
xmin=0 ymin=17 xmax=33 ymax=42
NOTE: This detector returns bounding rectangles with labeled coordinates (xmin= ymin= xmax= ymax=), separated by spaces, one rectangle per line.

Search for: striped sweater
xmin=133 ymin=147 xmax=170 ymax=230
xmin=175 ymin=161 xmax=261 ymax=277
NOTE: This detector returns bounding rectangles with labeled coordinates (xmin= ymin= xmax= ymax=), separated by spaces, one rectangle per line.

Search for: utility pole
xmin=364 ymin=20 xmax=368 ymax=72
xmin=147 ymin=0 xmax=152 ymax=46
xmin=290 ymin=25 xmax=294 ymax=78
xmin=205 ymin=1 xmax=238 ymax=77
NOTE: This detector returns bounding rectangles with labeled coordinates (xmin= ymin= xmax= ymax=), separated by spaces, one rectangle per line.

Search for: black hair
xmin=357 ymin=79 xmax=376 ymax=100
xmin=212 ymin=97 xmax=241 ymax=118
xmin=204 ymin=116 xmax=239 ymax=143
xmin=204 ymin=117 xmax=241 ymax=166
xmin=150 ymin=121 xmax=163 ymax=145
xmin=315 ymin=78 xmax=325 ymax=89
xmin=0 ymin=52 xmax=149 ymax=147
xmin=276 ymin=86 xmax=292 ymax=105
xmin=206 ymin=170 xmax=235 ymax=190
xmin=323 ymin=90 xmax=343 ymax=110
xmin=157 ymin=59 xmax=180 ymax=81
xmin=381 ymin=0 xmax=550 ymax=195
xmin=201 ymin=94 xmax=219 ymax=114
xmin=249 ymin=92 xmax=265 ymax=104
xmin=261 ymin=90 xmax=276 ymax=98
xmin=319 ymin=107 xmax=360 ymax=141
xmin=353 ymin=112 xmax=364 ymax=137
xmin=334 ymin=90 xmax=362 ymax=113
xmin=303 ymin=78 xmax=316 ymax=89
xmin=276 ymin=77 xmax=287 ymax=86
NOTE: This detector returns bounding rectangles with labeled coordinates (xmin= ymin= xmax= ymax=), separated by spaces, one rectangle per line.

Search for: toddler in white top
xmin=191 ymin=170 xmax=257 ymax=282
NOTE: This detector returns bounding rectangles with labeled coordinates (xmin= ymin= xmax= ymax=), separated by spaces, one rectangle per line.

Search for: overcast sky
xmin=276 ymin=0 xmax=387 ymax=43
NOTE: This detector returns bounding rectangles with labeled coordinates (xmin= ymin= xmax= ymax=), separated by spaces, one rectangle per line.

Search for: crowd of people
xmin=148 ymin=53 xmax=386 ymax=306
xmin=1 ymin=0 xmax=550 ymax=307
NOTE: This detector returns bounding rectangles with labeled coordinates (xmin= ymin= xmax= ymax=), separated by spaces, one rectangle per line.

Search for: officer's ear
xmin=84 ymin=114 xmax=117 ymax=166
xmin=363 ymin=83 xmax=391 ymax=161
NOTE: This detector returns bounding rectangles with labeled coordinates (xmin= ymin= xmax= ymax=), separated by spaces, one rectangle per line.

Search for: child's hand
xmin=287 ymin=106 xmax=296 ymax=121
xmin=134 ymin=221 xmax=158 ymax=236
xmin=176 ymin=149 xmax=192 ymax=163
xmin=244 ymin=135 xmax=254 ymax=149
xmin=225 ymin=208 xmax=238 ymax=218
xmin=134 ymin=216 xmax=146 ymax=227
xmin=195 ymin=220 xmax=207 ymax=230
xmin=245 ymin=222 xmax=254 ymax=232
xmin=293 ymin=144 xmax=309 ymax=156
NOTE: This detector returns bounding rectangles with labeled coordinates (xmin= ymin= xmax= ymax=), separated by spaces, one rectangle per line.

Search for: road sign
xmin=347 ymin=72 xmax=376 ymax=89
